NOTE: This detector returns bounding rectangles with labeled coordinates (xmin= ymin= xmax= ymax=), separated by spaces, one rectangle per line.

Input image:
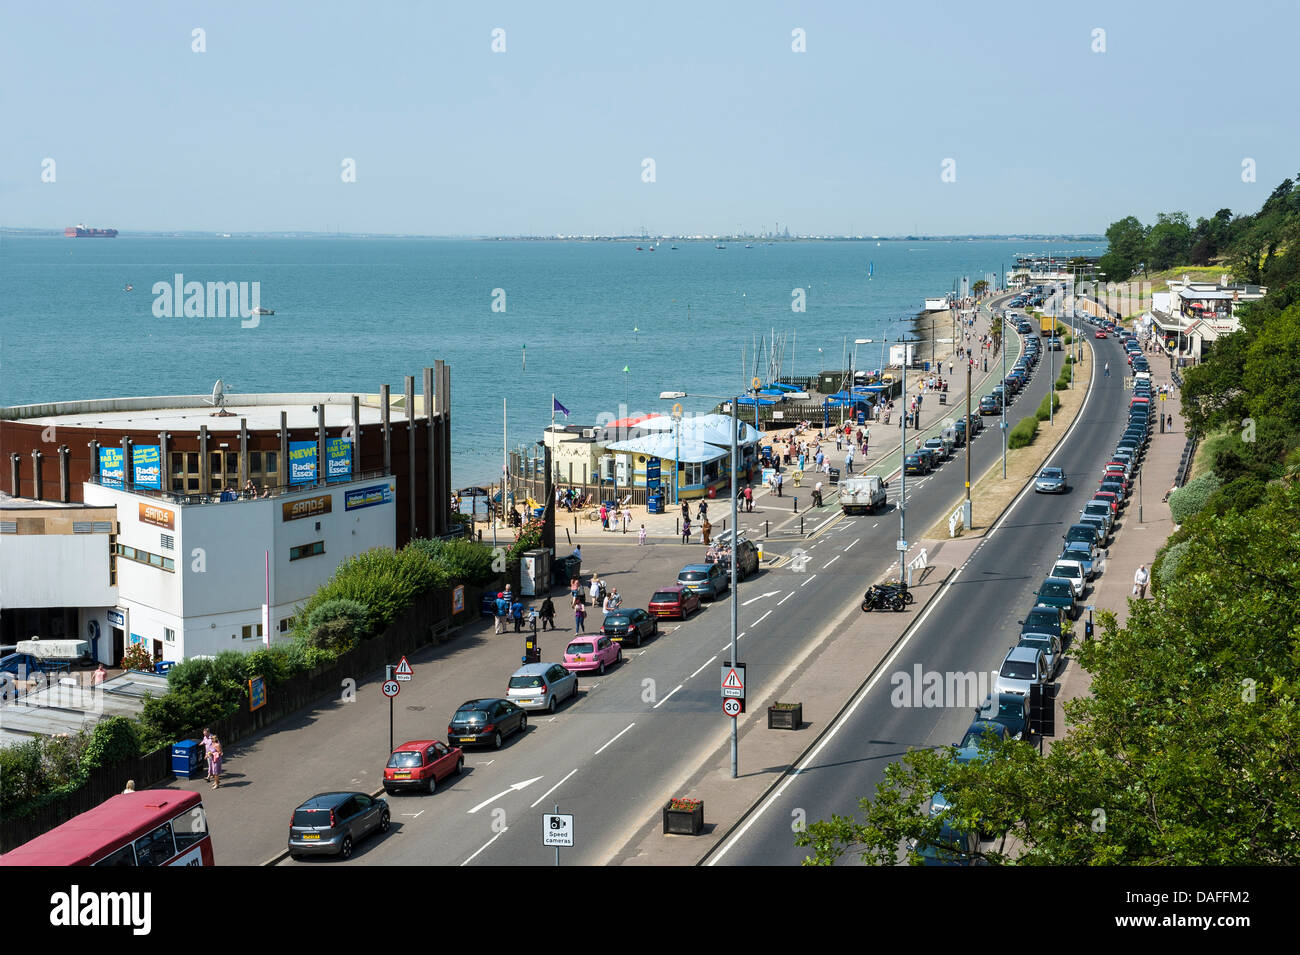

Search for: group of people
xmin=201 ymin=728 xmax=223 ymax=790
xmin=599 ymin=501 xmax=634 ymax=532
xmin=566 ymin=572 xmax=620 ymax=632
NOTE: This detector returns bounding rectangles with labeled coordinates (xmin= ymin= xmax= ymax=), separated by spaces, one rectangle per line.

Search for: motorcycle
xmin=861 ymin=584 xmax=906 ymax=612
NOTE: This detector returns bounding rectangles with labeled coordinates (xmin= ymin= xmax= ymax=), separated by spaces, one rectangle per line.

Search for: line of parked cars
xmin=921 ymin=330 xmax=1156 ymax=864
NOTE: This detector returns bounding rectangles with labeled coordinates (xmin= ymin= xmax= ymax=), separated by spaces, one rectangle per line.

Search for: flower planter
xmin=767 ymin=702 xmax=803 ymax=730
xmin=662 ymin=799 xmax=704 ymax=835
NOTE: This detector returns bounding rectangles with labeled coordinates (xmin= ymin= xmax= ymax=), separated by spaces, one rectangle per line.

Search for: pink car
xmin=563 ymin=635 xmax=622 ymax=675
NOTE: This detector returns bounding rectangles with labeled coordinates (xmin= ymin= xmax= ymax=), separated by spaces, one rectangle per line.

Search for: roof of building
xmin=604 ymin=433 xmax=727 ymax=464
xmin=0 ymin=669 xmax=169 ymax=749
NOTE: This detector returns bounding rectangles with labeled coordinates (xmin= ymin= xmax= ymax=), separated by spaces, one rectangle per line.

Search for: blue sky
xmin=2 ymin=0 xmax=1296 ymax=235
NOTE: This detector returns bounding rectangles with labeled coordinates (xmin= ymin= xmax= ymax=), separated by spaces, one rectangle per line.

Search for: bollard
xmin=765 ymin=520 xmax=770 ymax=537
xmin=800 ymin=516 xmax=804 ymax=536
xmin=793 ymin=496 xmax=798 ymax=513
xmin=676 ymin=518 xmax=679 ymax=537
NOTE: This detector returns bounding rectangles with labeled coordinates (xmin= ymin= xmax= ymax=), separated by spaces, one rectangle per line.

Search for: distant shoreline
xmin=0 ymin=228 xmax=1104 ymax=242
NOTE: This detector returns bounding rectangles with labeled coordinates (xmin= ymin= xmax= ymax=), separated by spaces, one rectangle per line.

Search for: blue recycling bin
xmin=923 ymin=361 xmax=931 ymax=372
xmin=171 ymin=739 xmax=206 ymax=780
xmin=647 ymin=494 xmax=663 ymax=514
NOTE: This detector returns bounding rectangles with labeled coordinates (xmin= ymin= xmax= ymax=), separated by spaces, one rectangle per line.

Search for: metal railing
xmin=86 ymin=469 xmax=391 ymax=505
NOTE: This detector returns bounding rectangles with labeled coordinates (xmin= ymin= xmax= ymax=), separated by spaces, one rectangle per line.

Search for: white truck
xmin=839 ymin=475 xmax=887 ymax=515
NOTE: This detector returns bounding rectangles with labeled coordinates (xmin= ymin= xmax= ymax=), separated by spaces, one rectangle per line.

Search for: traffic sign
xmin=543 ymin=813 xmax=574 ymax=847
xmin=381 ymin=680 xmax=400 ymax=698
xmin=394 ymin=656 xmax=413 ymax=682
xmin=720 ymin=664 xmax=746 ymax=699
xmin=896 ymin=539 xmax=909 ymax=552
xmin=723 ymin=698 xmax=742 ymax=718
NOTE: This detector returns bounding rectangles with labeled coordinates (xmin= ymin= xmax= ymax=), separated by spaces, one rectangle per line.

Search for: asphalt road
xmin=274 ymin=301 xmax=1079 ymax=867
xmin=706 ymin=332 xmax=1131 ymax=865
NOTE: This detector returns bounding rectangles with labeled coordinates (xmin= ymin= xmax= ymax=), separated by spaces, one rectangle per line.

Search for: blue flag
xmin=553 ymin=397 xmax=570 ymax=417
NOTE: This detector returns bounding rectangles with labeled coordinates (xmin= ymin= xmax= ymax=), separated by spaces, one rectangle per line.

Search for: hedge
xmin=1036 ymin=392 xmax=1061 ymax=421
xmin=1169 ymin=472 xmax=1221 ymax=524
xmin=1008 ymin=416 xmax=1039 ymax=449
xmin=1153 ymin=539 xmax=1191 ymax=593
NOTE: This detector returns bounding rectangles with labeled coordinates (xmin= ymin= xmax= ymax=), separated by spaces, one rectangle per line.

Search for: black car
xmin=978 ymin=395 xmax=1001 ymax=415
xmin=447 ymin=697 xmax=528 ymax=750
xmin=1021 ymin=604 xmax=1068 ymax=641
xmin=599 ymin=608 xmax=659 ymax=647
xmin=971 ymin=692 xmax=1030 ymax=740
xmin=1064 ymin=522 xmax=1103 ymax=551
xmin=905 ymin=453 xmax=931 ymax=475
xmin=288 ymin=792 xmax=390 ymax=860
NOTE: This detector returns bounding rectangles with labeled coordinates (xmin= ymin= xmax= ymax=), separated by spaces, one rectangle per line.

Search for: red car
xmin=1093 ymin=490 xmax=1121 ymax=513
xmin=648 ymin=585 xmax=701 ymax=620
xmin=1094 ymin=330 xmax=1108 ymax=339
xmin=383 ymin=739 xmax=464 ymax=795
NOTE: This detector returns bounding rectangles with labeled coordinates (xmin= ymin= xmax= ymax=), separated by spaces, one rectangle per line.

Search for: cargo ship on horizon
xmin=64 ymin=224 xmax=118 ymax=237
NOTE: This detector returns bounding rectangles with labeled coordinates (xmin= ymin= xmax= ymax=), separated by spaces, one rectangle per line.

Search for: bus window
xmin=93 ymin=843 xmax=137 ymax=866
xmin=134 ymin=824 xmax=176 ymax=866
xmin=173 ymin=806 xmax=208 ymax=851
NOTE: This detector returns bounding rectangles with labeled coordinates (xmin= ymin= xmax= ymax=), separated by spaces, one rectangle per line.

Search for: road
xmin=706 ymin=331 xmax=1130 ymax=865
xmin=272 ymin=297 xmax=1083 ymax=867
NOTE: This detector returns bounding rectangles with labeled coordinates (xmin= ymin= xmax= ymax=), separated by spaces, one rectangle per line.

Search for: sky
xmin=2 ymin=0 xmax=1297 ymax=236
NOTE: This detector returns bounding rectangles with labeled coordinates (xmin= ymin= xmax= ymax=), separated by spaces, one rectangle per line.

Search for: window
xmin=164 ymin=628 xmax=176 ymax=643
xmin=683 ymin=461 xmax=704 ymax=486
xmin=160 ymin=533 xmax=174 ymax=551
xmin=289 ymin=541 xmax=325 ymax=561
xmin=249 ymin=450 xmax=279 ymax=490
xmin=170 ymin=451 xmax=200 ymax=493
xmin=172 ymin=806 xmax=207 ymax=851
xmin=93 ymin=844 xmax=136 ymax=867
xmin=133 ymin=823 xmax=176 ymax=866
xmin=279 ymin=616 xmax=294 ymax=633
xmin=241 ymin=623 xmax=264 ymax=640
xmin=113 ymin=542 xmax=175 ymax=573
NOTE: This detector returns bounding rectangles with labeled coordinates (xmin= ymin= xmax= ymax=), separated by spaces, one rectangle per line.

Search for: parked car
xmin=923 ymin=437 xmax=949 ymax=462
xmin=1081 ymin=501 xmax=1114 ymax=536
xmin=956 ymin=719 xmax=1013 ymax=756
xmin=599 ymin=608 xmax=658 ymax=647
xmin=979 ymin=395 xmax=1002 ymax=415
xmin=1050 ymin=559 xmax=1087 ymax=597
xmin=1092 ymin=490 xmax=1121 ymax=515
xmin=507 ymin=662 xmax=579 ymax=713
xmin=1034 ymin=466 xmax=1068 ymax=494
xmin=1021 ymin=604 xmax=1069 ymax=641
xmin=994 ymin=645 xmax=1050 ymax=697
xmin=383 ymin=740 xmax=463 ymax=795
xmin=288 ymin=792 xmax=390 ymax=860
xmin=1034 ymin=576 xmax=1078 ymax=619
xmin=563 ymin=635 xmax=621 ymax=674
xmin=709 ymin=530 xmax=760 ymax=580
xmin=904 ymin=453 xmax=930 ymax=476
xmin=648 ymin=585 xmax=701 ymax=619
xmin=971 ymin=692 xmax=1030 ymax=741
xmin=1064 ymin=522 xmax=1103 ymax=554
xmin=1079 ymin=512 xmax=1110 ymax=545
xmin=448 ymin=697 xmax=528 ymax=749
xmin=1018 ymin=633 xmax=1064 ymax=678
xmin=677 ymin=562 xmax=730 ymax=600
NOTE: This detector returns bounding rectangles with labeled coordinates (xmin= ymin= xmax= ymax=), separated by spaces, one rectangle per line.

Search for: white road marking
xmin=752 ymin=610 xmax=772 ymax=627
xmin=872 ymin=523 xmax=879 ymax=528
xmin=594 ymin=722 xmax=636 ymax=756
xmin=800 ymin=574 xmax=818 ymax=587
xmin=822 ymin=554 xmax=840 ymax=569
xmin=653 ymin=684 xmax=684 ymax=709
xmin=742 ymin=591 xmax=781 ymax=606
xmin=844 ymin=538 xmax=859 ymax=551
xmin=401 ymin=810 xmax=425 ymax=818
xmin=466 ymin=776 xmax=544 ymax=814
xmin=777 ymin=591 xmax=795 ymax=606
xmin=530 ymin=768 xmax=579 ymax=808
xmin=461 ymin=829 xmax=509 ymax=866
xmin=689 ymin=655 xmax=718 ymax=680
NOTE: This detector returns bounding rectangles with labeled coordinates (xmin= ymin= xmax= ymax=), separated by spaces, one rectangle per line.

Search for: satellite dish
xmin=207 ymin=379 xmax=232 ymax=415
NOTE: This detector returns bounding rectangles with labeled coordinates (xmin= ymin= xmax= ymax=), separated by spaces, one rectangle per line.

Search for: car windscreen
xmin=1052 ymin=564 xmax=1080 ymax=579
xmin=959 ymin=726 xmax=1000 ymax=749
xmin=566 ymin=643 xmax=593 ymax=655
xmin=452 ymin=709 xmax=488 ymax=723
xmin=1066 ymin=527 xmax=1095 ymax=541
xmin=1040 ymin=469 xmax=1063 ymax=479
xmin=1039 ymin=582 xmax=1072 ymax=598
xmin=1025 ymin=611 xmax=1060 ymax=630
xmin=678 ymin=571 xmax=707 ymax=581
xmin=1084 ymin=504 xmax=1110 ymax=517
xmin=509 ymin=675 xmax=544 ymax=689
xmin=1000 ymin=660 xmax=1039 ymax=679
xmin=387 ymin=752 xmax=423 ymax=769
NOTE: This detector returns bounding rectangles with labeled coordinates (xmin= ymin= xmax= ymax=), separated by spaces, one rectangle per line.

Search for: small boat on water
xmin=635 ymin=246 xmax=644 ymax=251
xmin=123 ymin=284 xmax=133 ymax=292
xmin=715 ymin=243 xmax=726 ymax=250
xmin=253 ymin=306 xmax=274 ymax=315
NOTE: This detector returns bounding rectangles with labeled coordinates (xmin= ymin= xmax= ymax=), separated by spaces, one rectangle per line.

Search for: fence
xmin=0 ymin=583 xmax=486 ymax=853
xmin=1175 ymin=430 xmax=1200 ymax=488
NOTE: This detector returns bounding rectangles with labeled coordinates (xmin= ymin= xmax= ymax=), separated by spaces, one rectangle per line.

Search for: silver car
xmin=1017 ymin=634 xmax=1063 ymax=679
xmin=288 ymin=791 xmax=390 ymax=860
xmin=1034 ymin=467 xmax=1068 ymax=493
xmin=507 ymin=662 xmax=578 ymax=713
xmin=993 ymin=646 xmax=1049 ymax=697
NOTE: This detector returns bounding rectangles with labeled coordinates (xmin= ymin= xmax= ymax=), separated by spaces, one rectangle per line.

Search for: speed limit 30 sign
xmin=381 ymin=680 xmax=400 ymax=698
xmin=723 ymin=698 xmax=743 ymax=718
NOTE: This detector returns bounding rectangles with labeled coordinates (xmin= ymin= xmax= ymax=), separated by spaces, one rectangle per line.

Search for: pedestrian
xmin=1162 ymin=481 xmax=1176 ymax=503
xmin=775 ymin=471 xmax=784 ymax=497
xmin=540 ymin=596 xmax=555 ymax=631
xmin=836 ymin=433 xmax=842 ymax=451
xmin=638 ymin=523 xmax=647 ymax=545
xmin=744 ymin=485 xmax=754 ymax=512
xmin=92 ymin=663 xmax=107 ymax=686
xmin=609 ymin=588 xmax=622 ymax=612
xmin=602 ymin=591 xmax=615 ymax=618
xmin=682 ymin=516 xmax=692 ymax=543
xmin=207 ymin=735 xmax=223 ymax=790
xmin=202 ymin=728 xmax=215 ymax=781
xmin=622 ymin=506 xmax=632 ymax=532
xmin=701 ymin=517 xmax=712 ymax=545
xmin=599 ymin=502 xmax=608 ymax=530
xmin=511 ymin=599 xmax=524 ymax=632
xmin=590 ymin=575 xmax=603 ymax=605
xmin=494 ymin=592 xmax=509 ymax=634
xmin=844 ymin=450 xmax=854 ymax=474
xmin=697 ymin=500 xmax=708 ymax=521
xmin=1133 ymin=564 xmax=1150 ymax=599
xmin=574 ymin=601 xmax=587 ymax=633
xmin=569 ymin=577 xmax=581 ymax=606
xmin=863 ymin=429 xmax=869 ymax=456
xmin=122 ymin=780 xmax=135 ymax=794
xmin=680 ymin=501 xmax=689 ymax=522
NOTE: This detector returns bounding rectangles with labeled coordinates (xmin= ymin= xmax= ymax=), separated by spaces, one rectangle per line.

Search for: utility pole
xmin=1001 ymin=315 xmax=1008 ymax=479
xmin=964 ymin=356 xmax=972 ymax=529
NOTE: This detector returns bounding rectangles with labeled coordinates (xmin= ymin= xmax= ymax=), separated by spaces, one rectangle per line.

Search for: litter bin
xmin=481 ymin=593 xmax=498 ymax=617
xmin=939 ymin=393 xmax=947 ymax=405
xmin=647 ymin=494 xmax=663 ymax=514
xmin=171 ymin=739 xmax=206 ymax=780
xmin=828 ymin=467 xmax=841 ymax=485
xmin=923 ymin=361 xmax=931 ymax=372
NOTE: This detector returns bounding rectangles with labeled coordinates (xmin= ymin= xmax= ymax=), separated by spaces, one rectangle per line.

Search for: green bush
xmin=137 ymin=686 xmax=237 ymax=754
xmin=1035 ymin=392 xmax=1062 ymax=421
xmin=80 ymin=716 xmax=140 ymax=773
xmin=306 ymin=598 xmax=374 ymax=641
xmin=0 ymin=740 xmax=48 ymax=814
xmin=1008 ymin=416 xmax=1039 ymax=449
xmin=42 ymin=729 xmax=91 ymax=787
xmin=241 ymin=647 xmax=295 ymax=687
xmin=1168 ymin=471 xmax=1221 ymax=524
xmin=1153 ymin=539 xmax=1191 ymax=593
xmin=408 ymin=537 xmax=497 ymax=586
xmin=1063 ymin=334 xmax=1074 ymax=345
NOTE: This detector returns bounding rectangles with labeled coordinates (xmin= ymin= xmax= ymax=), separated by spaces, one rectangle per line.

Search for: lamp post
xmin=661 ymin=390 xmax=741 ymax=779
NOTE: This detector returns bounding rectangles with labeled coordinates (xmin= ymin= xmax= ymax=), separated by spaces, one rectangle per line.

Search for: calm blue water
xmin=0 ymin=236 xmax=1101 ymax=486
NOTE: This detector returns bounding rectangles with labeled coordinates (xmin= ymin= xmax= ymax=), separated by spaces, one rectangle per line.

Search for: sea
xmin=0 ymin=236 xmax=1103 ymax=488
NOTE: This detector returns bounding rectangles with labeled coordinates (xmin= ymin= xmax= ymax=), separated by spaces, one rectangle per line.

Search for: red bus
xmin=0 ymin=790 xmax=213 ymax=866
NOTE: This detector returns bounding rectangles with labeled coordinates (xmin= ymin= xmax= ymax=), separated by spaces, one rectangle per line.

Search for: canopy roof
xmin=604 ymin=432 xmax=727 ymax=464
xmin=631 ymin=413 xmax=762 ymax=446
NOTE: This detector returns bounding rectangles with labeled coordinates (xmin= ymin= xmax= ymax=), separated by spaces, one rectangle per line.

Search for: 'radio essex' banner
xmin=133 ymin=445 xmax=162 ymax=489
xmin=288 ymin=442 xmax=317 ymax=484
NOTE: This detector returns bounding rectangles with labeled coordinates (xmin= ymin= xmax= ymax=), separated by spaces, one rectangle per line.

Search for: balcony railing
xmin=87 ymin=469 xmax=392 ymax=505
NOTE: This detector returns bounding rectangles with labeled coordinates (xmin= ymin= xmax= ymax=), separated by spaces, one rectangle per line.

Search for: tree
xmin=797 ymin=481 xmax=1300 ymax=865
xmin=1145 ymin=212 xmax=1192 ymax=271
xmin=1098 ymin=216 xmax=1147 ymax=283
xmin=972 ymin=280 xmax=989 ymax=297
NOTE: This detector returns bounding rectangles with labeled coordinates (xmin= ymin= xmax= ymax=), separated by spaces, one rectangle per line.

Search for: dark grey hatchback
xmin=289 ymin=791 xmax=390 ymax=860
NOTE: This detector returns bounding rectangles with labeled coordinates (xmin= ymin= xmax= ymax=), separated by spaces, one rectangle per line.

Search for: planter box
xmin=768 ymin=703 xmax=803 ymax=730
xmin=662 ymin=800 xmax=704 ymax=835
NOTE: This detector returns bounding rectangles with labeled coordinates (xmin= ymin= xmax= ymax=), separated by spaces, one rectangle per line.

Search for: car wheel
xmin=518 ymin=713 xmax=528 ymax=734
xmin=632 ymin=630 xmax=641 ymax=647
xmin=339 ymin=836 xmax=354 ymax=860
xmin=571 ymin=679 xmax=579 ymax=700
xmin=426 ymin=774 xmax=437 ymax=795
xmin=547 ymin=696 xmax=557 ymax=714
xmin=379 ymin=810 xmax=390 ymax=833
xmin=454 ymin=757 xmax=464 ymax=775
xmin=598 ymin=660 xmax=606 ymax=676
xmin=492 ymin=731 xmax=503 ymax=750
xmin=615 ymin=647 xmax=622 ymax=667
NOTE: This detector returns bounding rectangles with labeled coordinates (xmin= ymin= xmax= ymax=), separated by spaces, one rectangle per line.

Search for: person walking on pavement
xmin=207 ymin=736 xmax=223 ymax=790
xmin=680 ymin=501 xmax=689 ymax=523
xmin=202 ymin=728 xmax=215 ymax=782
xmin=682 ymin=516 xmax=692 ymax=544
xmin=540 ymin=596 xmax=555 ymax=631
xmin=844 ymin=449 xmax=854 ymax=474
xmin=574 ymin=601 xmax=587 ymax=633
xmin=511 ymin=598 xmax=524 ymax=632
xmin=744 ymin=485 xmax=754 ymax=512
xmin=775 ymin=471 xmax=784 ymax=497
xmin=1133 ymin=564 xmax=1150 ymax=599
xmin=697 ymin=500 xmax=708 ymax=521
xmin=638 ymin=523 xmax=647 ymax=545
xmin=494 ymin=592 xmax=509 ymax=634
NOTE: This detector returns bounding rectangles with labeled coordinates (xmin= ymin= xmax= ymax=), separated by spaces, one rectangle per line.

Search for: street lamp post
xmin=662 ymin=390 xmax=741 ymax=779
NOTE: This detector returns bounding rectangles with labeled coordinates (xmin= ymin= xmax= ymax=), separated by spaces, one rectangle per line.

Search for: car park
xmin=507 ymin=662 xmax=579 ymax=713
xmin=448 ymin=698 xmax=528 ymax=749
xmin=288 ymin=792 xmax=390 ymax=860
xmin=383 ymin=740 xmax=464 ymax=795
xmin=1018 ymin=634 xmax=1064 ymax=678
xmin=1034 ymin=576 xmax=1078 ymax=619
xmin=563 ymin=634 xmax=621 ymax=674
xmin=599 ymin=608 xmax=658 ymax=647
xmin=1050 ymin=559 xmax=1087 ymax=596
xmin=994 ymin=645 xmax=1050 ymax=697
xmin=649 ymin=585 xmax=701 ymax=619
xmin=1034 ymin=466 xmax=1068 ymax=494
xmin=677 ymin=562 xmax=730 ymax=600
